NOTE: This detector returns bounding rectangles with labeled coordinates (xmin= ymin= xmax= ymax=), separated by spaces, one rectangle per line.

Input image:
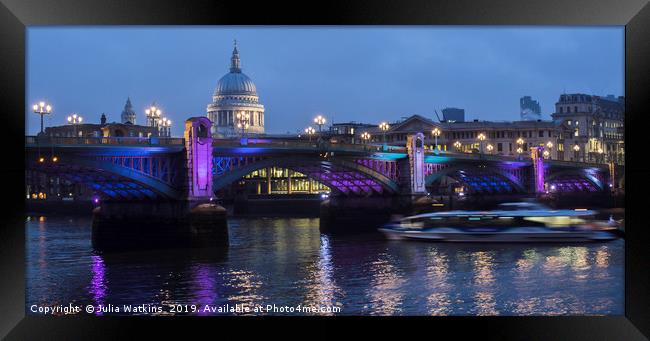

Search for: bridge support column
xmin=183 ymin=117 xmax=228 ymax=246
xmin=405 ymin=132 xmax=427 ymax=196
xmin=320 ymin=133 xmax=433 ymax=232
xmin=531 ymin=146 xmax=545 ymax=194
xmin=91 ymin=117 xmax=228 ymax=251
xmin=396 ymin=133 xmax=433 ymax=209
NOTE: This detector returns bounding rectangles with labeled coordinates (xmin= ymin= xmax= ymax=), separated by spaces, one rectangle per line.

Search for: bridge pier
xmin=320 ymin=133 xmax=433 ymax=233
xmin=92 ymin=117 xmax=229 ymax=251
xmin=91 ymin=200 xmax=228 ymax=251
xmin=319 ymin=196 xmax=400 ymax=232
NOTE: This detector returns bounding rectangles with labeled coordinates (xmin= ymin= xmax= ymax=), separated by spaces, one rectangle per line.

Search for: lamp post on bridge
xmin=431 ymin=127 xmax=441 ymax=154
xmin=379 ymin=121 xmax=390 ymax=150
xmin=67 ymin=113 xmax=83 ymax=138
xmin=546 ymin=141 xmax=554 ymax=160
xmin=33 ymin=101 xmax=52 ymax=134
xmin=145 ymin=103 xmax=162 ymax=128
xmin=516 ymin=138 xmax=525 ymax=160
xmin=486 ymin=143 xmax=494 ymax=155
xmin=597 ymin=147 xmax=604 ymax=164
xmin=477 ymin=132 xmax=486 ymax=156
xmin=573 ymin=144 xmax=581 ymax=162
xmin=304 ymin=126 xmax=315 ymax=142
xmin=454 ymin=140 xmax=462 ymax=152
xmin=158 ymin=117 xmax=172 ymax=137
xmin=361 ymin=131 xmax=371 ymax=144
xmin=314 ymin=115 xmax=326 ymax=133
xmin=236 ymin=111 xmax=251 ymax=141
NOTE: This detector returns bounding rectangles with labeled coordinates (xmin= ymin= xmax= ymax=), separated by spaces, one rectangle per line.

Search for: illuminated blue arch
xmin=546 ymin=169 xmax=604 ymax=191
xmin=38 ymin=156 xmax=182 ymax=199
xmin=424 ymin=164 xmax=527 ymax=193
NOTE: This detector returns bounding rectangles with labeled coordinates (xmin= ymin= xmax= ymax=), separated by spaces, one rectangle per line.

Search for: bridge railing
xmin=212 ymin=138 xmax=408 ymax=153
xmin=26 ymin=136 xmax=185 ymax=146
xmin=423 ymin=149 xmax=608 ymax=168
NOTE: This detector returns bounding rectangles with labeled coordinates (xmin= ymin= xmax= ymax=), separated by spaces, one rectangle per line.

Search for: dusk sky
xmin=27 ymin=26 xmax=624 ymax=136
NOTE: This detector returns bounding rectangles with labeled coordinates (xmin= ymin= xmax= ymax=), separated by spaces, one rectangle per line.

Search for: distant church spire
xmin=121 ymin=97 xmax=136 ymax=125
xmin=230 ymin=39 xmax=241 ymax=73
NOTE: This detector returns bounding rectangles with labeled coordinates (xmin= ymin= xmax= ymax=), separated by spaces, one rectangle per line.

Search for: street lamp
xmin=545 ymin=141 xmax=553 ymax=160
xmin=573 ymin=144 xmax=581 ymax=162
xmin=516 ymin=138 xmax=525 ymax=158
xmin=477 ymin=132 xmax=486 ymax=154
xmin=543 ymin=149 xmax=550 ymax=159
xmin=454 ymin=140 xmax=462 ymax=152
xmin=304 ymin=126 xmax=315 ymax=142
xmin=236 ymin=111 xmax=251 ymax=138
xmin=597 ymin=147 xmax=604 ymax=164
xmin=379 ymin=121 xmax=390 ymax=148
xmin=33 ymin=101 xmax=53 ymax=134
xmin=516 ymin=147 xmax=523 ymax=159
xmin=314 ymin=115 xmax=326 ymax=133
xmin=486 ymin=143 xmax=494 ymax=154
xmin=145 ymin=103 xmax=162 ymax=128
xmin=67 ymin=113 xmax=83 ymax=137
xmin=158 ymin=117 xmax=172 ymax=137
xmin=431 ymin=127 xmax=441 ymax=154
xmin=360 ymin=131 xmax=371 ymax=144
xmin=516 ymin=137 xmax=525 ymax=147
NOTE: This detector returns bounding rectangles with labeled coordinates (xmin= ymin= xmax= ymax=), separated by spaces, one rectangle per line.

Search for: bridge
xmin=27 ymin=117 xmax=621 ymax=247
xmin=26 ymin=117 xmax=615 ymax=203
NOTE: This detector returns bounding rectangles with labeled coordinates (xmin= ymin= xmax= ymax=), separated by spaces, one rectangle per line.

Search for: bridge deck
xmin=25 ymin=136 xmax=608 ymax=169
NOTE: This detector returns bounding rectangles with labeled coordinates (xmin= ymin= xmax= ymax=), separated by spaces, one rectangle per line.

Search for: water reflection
xmin=424 ymin=248 xmax=452 ymax=315
xmin=471 ymin=251 xmax=498 ymax=315
xmin=302 ymin=235 xmax=342 ymax=315
xmin=223 ymin=269 xmax=266 ymax=313
xmin=26 ymin=216 xmax=624 ymax=316
xmin=190 ymin=263 xmax=218 ymax=316
xmin=89 ymin=254 xmax=107 ymax=315
xmin=366 ymin=253 xmax=405 ymax=315
xmin=511 ymin=249 xmax=540 ymax=315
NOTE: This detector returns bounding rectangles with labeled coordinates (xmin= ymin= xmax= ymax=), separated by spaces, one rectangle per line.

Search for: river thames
xmin=26 ymin=215 xmax=624 ymax=316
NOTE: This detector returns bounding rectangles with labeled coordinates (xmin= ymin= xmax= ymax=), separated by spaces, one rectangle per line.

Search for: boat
xmin=378 ymin=202 xmax=619 ymax=243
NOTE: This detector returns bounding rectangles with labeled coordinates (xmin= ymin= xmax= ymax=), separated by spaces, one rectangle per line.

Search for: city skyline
xmin=27 ymin=26 xmax=624 ymax=136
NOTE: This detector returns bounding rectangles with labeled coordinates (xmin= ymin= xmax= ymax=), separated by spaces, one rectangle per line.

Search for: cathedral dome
xmin=214 ymin=72 xmax=257 ymax=96
xmin=207 ymin=41 xmax=265 ymax=138
xmin=213 ymin=42 xmax=258 ymax=98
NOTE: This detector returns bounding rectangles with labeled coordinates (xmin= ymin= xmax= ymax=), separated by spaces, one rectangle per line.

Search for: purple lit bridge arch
xmin=211 ymin=154 xmax=401 ymax=195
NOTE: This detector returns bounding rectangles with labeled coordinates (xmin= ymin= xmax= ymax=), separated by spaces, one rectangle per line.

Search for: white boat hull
xmin=378 ymin=227 xmax=618 ymax=243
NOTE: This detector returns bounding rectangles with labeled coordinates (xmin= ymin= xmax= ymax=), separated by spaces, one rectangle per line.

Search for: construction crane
xmin=433 ymin=108 xmax=445 ymax=123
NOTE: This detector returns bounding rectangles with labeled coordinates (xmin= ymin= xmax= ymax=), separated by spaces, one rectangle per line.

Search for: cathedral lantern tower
xmin=121 ymin=97 xmax=137 ymax=125
xmin=207 ymin=41 xmax=265 ymax=137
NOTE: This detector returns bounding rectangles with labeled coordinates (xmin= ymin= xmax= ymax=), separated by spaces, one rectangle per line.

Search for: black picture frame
xmin=1 ymin=0 xmax=649 ymax=339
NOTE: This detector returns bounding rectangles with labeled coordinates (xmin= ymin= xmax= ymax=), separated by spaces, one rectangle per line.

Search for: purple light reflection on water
xmin=191 ymin=263 xmax=218 ymax=316
xmin=90 ymin=254 xmax=107 ymax=315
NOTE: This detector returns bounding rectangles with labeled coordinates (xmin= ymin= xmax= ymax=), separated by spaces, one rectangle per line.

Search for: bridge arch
xmin=425 ymin=163 xmax=527 ymax=194
xmin=546 ymin=169 xmax=604 ymax=192
xmin=212 ymin=155 xmax=400 ymax=195
xmin=28 ymin=155 xmax=182 ymax=200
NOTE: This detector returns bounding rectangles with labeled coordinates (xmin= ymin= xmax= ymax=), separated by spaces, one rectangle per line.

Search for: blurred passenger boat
xmin=379 ymin=202 xmax=619 ymax=243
